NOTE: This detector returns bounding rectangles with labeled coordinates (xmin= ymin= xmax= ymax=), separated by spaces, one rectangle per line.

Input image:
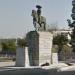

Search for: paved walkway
xmin=0 ymin=62 xmax=15 ymax=67
xmin=0 ymin=62 xmax=75 ymax=75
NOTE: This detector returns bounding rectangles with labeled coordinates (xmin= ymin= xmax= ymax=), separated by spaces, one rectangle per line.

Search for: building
xmin=53 ymin=29 xmax=72 ymax=40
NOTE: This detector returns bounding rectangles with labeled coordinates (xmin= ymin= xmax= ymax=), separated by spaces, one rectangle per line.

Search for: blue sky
xmin=0 ymin=0 xmax=72 ymax=38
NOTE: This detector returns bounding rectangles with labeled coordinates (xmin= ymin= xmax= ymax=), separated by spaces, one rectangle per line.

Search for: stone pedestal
xmin=27 ymin=31 xmax=53 ymax=66
xmin=16 ymin=47 xmax=29 ymax=67
xmin=52 ymin=53 xmax=58 ymax=64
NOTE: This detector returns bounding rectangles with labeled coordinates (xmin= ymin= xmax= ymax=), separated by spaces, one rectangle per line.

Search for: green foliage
xmin=17 ymin=38 xmax=27 ymax=47
xmin=1 ymin=39 xmax=16 ymax=52
xmin=62 ymin=45 xmax=71 ymax=60
xmin=53 ymin=34 xmax=68 ymax=52
xmin=1 ymin=42 xmax=9 ymax=51
xmin=62 ymin=45 xmax=70 ymax=54
xmin=52 ymin=45 xmax=58 ymax=53
xmin=68 ymin=1 xmax=75 ymax=52
xmin=53 ymin=34 xmax=68 ymax=45
xmin=8 ymin=41 xmax=16 ymax=51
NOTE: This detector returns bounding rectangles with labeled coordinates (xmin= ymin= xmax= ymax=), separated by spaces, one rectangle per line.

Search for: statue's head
xmin=36 ymin=5 xmax=42 ymax=16
xmin=31 ymin=10 xmax=37 ymax=17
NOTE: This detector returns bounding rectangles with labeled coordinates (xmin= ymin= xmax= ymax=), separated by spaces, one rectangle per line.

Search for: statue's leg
xmin=34 ymin=23 xmax=40 ymax=31
xmin=44 ymin=23 xmax=46 ymax=31
xmin=35 ymin=22 xmax=39 ymax=31
xmin=33 ymin=22 xmax=37 ymax=31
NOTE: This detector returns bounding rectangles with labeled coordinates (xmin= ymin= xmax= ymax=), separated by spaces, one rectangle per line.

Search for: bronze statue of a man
xmin=31 ymin=5 xmax=46 ymax=31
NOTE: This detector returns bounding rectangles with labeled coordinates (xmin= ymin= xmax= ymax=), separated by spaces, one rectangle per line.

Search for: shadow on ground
xmin=0 ymin=68 xmax=75 ymax=75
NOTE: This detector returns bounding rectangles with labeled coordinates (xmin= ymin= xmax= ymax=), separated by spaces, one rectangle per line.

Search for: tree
xmin=1 ymin=42 xmax=9 ymax=52
xmin=70 ymin=28 xmax=75 ymax=52
xmin=62 ymin=45 xmax=70 ymax=60
xmin=1 ymin=39 xmax=16 ymax=54
xmin=53 ymin=34 xmax=68 ymax=53
xmin=7 ymin=41 xmax=16 ymax=52
xmin=67 ymin=0 xmax=75 ymax=52
xmin=17 ymin=38 xmax=27 ymax=47
xmin=52 ymin=45 xmax=58 ymax=53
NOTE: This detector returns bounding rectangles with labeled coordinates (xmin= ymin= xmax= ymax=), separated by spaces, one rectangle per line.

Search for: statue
xmin=31 ymin=5 xmax=46 ymax=31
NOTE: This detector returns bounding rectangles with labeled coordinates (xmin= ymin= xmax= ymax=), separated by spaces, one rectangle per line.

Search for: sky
xmin=0 ymin=0 xmax=72 ymax=38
